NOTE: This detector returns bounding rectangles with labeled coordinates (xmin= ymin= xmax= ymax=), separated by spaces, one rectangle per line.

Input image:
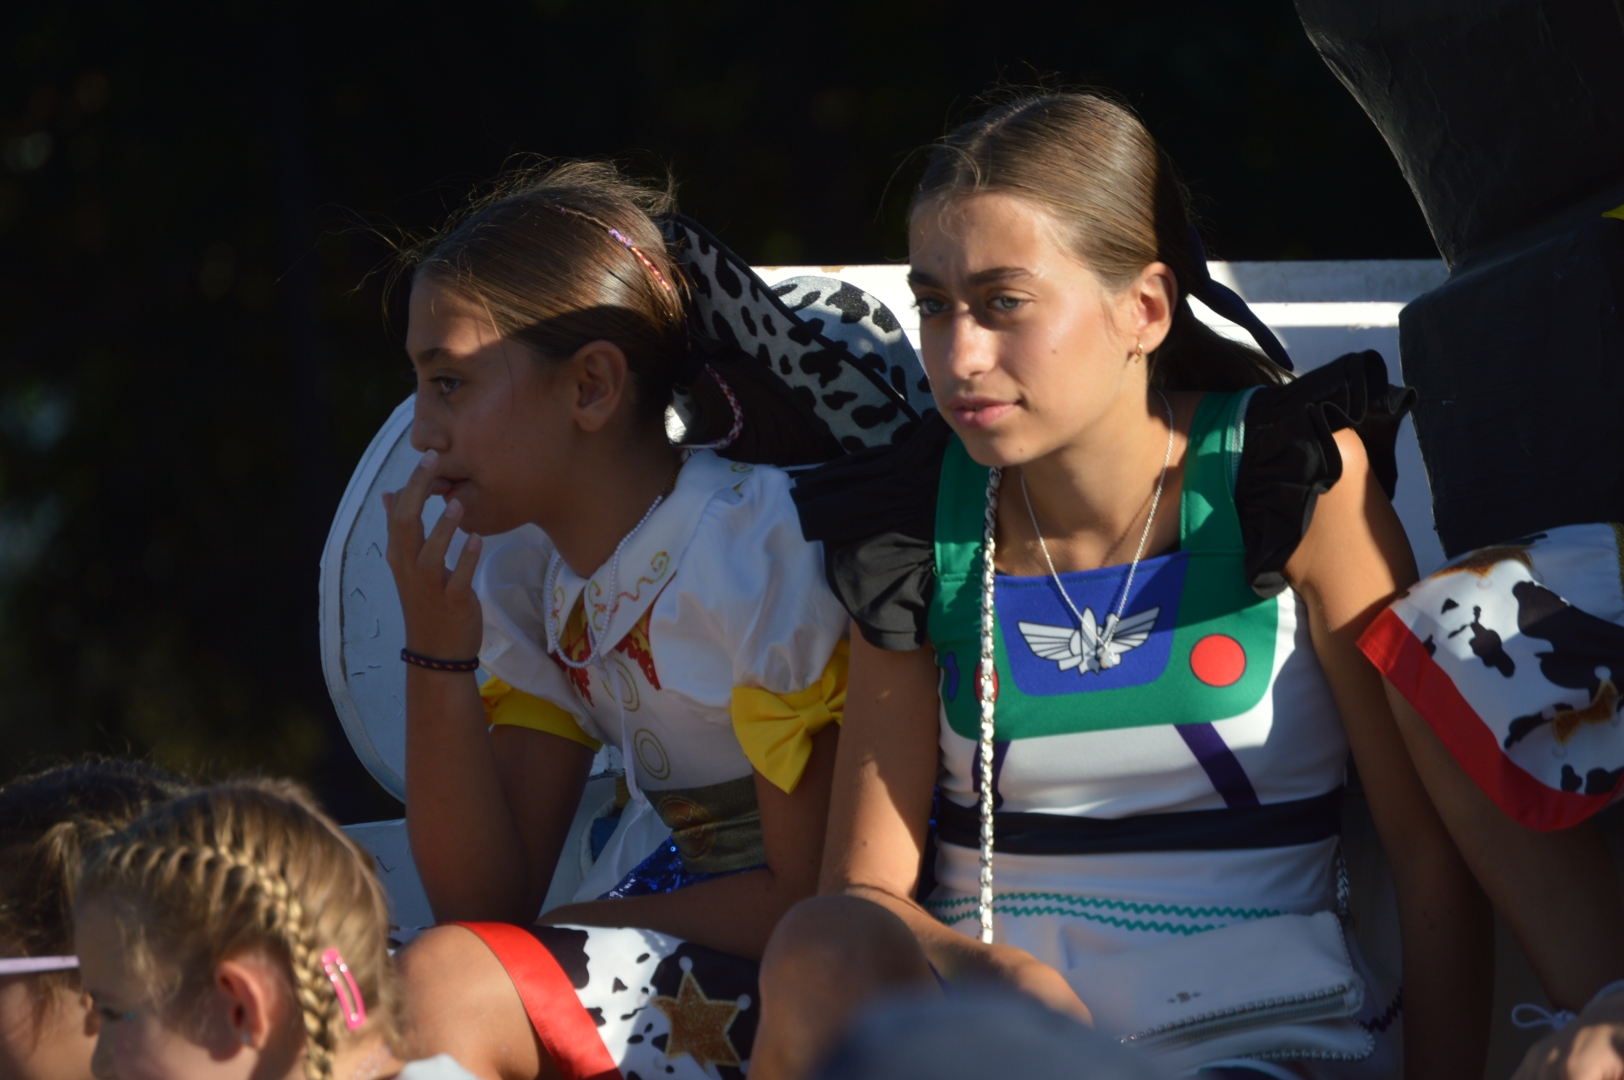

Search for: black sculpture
xmin=1295 ymin=0 xmax=1624 ymax=557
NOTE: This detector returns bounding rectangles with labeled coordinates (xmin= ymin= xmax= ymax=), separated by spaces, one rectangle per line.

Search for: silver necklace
xmin=973 ymin=391 xmax=1175 ymax=942
xmin=544 ymin=461 xmax=682 ymax=670
xmin=1018 ymin=390 xmax=1175 ymax=670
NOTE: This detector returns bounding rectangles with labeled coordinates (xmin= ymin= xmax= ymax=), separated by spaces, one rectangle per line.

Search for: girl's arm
xmin=540 ymin=725 xmax=839 ymax=961
xmin=404 ymin=668 xmax=592 ymax=923
xmin=816 ymin=629 xmax=1090 ymax=1020
xmin=388 ymin=453 xmax=592 ymax=924
xmin=1286 ymin=428 xmax=1494 ymax=1080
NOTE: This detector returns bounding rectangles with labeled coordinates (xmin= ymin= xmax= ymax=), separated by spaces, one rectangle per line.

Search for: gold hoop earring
xmin=1135 ymin=341 xmax=1145 ymax=362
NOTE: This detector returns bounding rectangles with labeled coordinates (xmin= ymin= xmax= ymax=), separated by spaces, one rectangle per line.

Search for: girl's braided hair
xmin=0 ymin=758 xmax=190 ymax=1020
xmin=76 ymin=779 xmax=399 ymax=1080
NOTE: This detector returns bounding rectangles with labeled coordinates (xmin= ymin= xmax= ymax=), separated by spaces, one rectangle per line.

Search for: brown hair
xmin=400 ymin=160 xmax=839 ymax=465
xmin=0 ymin=758 xmax=190 ymax=1019
xmin=76 ymin=779 xmax=399 ymax=1080
xmin=914 ymin=93 xmax=1286 ymax=391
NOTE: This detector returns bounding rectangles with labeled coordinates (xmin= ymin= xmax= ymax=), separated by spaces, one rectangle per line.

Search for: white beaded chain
xmin=976 ymin=465 xmax=1004 ymax=944
xmin=974 ymin=392 xmax=1176 ymax=943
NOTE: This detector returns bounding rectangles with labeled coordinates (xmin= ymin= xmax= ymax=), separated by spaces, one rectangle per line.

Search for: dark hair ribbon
xmin=1185 ymin=227 xmax=1294 ymax=373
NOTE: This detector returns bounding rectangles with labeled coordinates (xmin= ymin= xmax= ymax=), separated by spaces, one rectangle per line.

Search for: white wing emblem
xmin=1018 ymin=606 xmax=1161 ymax=675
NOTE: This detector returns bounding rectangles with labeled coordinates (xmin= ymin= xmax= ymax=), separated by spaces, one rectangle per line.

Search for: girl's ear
xmin=213 ymin=955 xmax=283 ymax=1053
xmin=568 ymin=339 xmax=633 ymax=433
xmin=1129 ymin=261 xmax=1177 ymax=353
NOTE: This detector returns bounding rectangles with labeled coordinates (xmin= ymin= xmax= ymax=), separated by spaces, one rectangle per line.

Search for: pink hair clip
xmin=320 ymin=948 xmax=366 ymax=1031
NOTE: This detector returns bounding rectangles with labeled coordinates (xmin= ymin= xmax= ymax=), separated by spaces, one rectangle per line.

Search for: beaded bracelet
xmin=399 ymin=648 xmax=480 ymax=673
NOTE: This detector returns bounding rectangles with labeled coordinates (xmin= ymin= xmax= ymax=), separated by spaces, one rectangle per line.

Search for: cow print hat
xmin=661 ymin=214 xmax=935 ymax=465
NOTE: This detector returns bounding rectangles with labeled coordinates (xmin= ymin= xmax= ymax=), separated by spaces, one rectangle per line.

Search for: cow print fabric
xmin=1360 ymin=522 xmax=1624 ymax=830
xmin=662 ymin=214 xmax=935 ymax=455
xmin=526 ymin=922 xmax=760 ymax=1080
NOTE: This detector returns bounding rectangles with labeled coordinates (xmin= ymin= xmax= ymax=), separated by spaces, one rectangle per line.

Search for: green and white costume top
xmin=795 ymin=353 xmax=1414 ymax=1073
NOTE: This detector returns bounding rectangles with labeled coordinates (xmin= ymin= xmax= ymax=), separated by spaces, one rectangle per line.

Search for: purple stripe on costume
xmin=1176 ymin=723 xmax=1260 ymax=808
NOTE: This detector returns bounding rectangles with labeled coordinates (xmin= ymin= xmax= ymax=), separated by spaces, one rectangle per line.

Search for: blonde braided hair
xmin=77 ymin=780 xmax=398 ymax=1080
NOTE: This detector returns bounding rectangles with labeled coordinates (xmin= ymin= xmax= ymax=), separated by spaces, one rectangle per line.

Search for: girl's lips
xmin=949 ymin=400 xmax=1016 ymax=429
xmin=429 ymin=477 xmax=468 ymax=499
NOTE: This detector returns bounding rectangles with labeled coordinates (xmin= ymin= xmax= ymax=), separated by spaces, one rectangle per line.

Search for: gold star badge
xmin=650 ymin=969 xmax=741 ymax=1071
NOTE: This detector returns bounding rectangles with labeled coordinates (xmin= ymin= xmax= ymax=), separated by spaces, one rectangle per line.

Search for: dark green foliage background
xmin=0 ymin=0 xmax=1433 ymax=820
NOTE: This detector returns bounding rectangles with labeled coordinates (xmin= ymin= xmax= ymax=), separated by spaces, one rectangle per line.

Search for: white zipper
xmin=1121 ymin=982 xmax=1364 ymax=1054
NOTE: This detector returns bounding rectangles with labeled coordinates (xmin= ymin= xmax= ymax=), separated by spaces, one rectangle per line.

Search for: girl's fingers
xmin=386 ymin=450 xmax=440 ymax=561
xmin=419 ymin=497 xmax=464 ymax=572
xmin=448 ymin=533 xmax=483 ymax=596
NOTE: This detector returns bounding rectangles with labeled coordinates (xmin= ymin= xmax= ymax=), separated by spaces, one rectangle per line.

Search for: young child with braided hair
xmin=71 ymin=778 xmax=476 ymax=1080
xmin=1 ymin=759 xmax=189 ymax=1080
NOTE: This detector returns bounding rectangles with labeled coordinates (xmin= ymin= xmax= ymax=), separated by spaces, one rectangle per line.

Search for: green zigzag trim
xmin=933 ymin=903 xmax=1224 ymax=936
xmin=923 ymin=892 xmax=1282 ymax=922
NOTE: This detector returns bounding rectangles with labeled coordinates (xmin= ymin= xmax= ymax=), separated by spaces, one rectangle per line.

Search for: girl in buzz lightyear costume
xmin=751 ymin=94 xmax=1492 ymax=1080
xmin=380 ymin=161 xmax=933 ymax=1080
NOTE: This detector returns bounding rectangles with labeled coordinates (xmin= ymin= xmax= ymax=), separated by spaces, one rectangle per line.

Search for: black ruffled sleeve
xmin=791 ymin=411 xmax=952 ymax=650
xmin=1238 ymin=350 xmax=1417 ymax=596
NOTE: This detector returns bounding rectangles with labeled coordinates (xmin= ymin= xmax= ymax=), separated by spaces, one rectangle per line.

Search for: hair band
xmin=1184 ymin=226 xmax=1295 ymax=372
xmin=535 ymin=202 xmax=674 ymax=296
xmin=607 ymin=228 xmax=674 ymax=294
xmin=319 ymin=948 xmax=366 ymax=1032
xmin=675 ymin=365 xmax=744 ymax=451
xmin=0 ymin=955 xmax=79 ymax=975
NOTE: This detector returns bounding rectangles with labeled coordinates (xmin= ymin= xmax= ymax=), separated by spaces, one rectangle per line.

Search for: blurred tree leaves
xmin=0 ymin=0 xmax=1432 ymax=819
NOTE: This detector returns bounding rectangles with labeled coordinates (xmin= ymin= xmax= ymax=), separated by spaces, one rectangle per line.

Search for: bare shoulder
xmin=1330 ymin=426 xmax=1370 ymax=475
xmin=1285 ymin=426 xmax=1416 ymax=621
xmin=1314 ymin=428 xmax=1373 ymax=518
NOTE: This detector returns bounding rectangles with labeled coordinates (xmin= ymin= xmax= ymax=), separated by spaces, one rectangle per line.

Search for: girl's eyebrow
xmin=966 ymin=266 xmax=1033 ymax=286
xmin=907 ymin=267 xmax=1034 ymax=288
xmin=409 ymin=347 xmax=459 ymax=368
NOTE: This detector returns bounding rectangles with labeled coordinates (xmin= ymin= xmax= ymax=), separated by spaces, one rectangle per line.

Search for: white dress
xmin=793 ymin=356 xmax=1417 ymax=1077
xmin=457 ymin=449 xmax=849 ymax=1080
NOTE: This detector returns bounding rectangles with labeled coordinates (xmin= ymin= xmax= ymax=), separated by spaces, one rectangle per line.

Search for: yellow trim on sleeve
xmin=1606 ymin=203 xmax=1624 ymax=222
xmin=731 ymin=639 xmax=850 ymax=795
xmin=481 ymin=676 xmax=602 ymax=752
